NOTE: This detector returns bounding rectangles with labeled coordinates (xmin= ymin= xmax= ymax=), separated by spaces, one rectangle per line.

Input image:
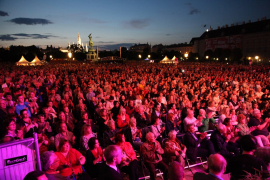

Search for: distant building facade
xmin=194 ymin=17 xmax=270 ymax=62
xmin=129 ymin=43 xmax=151 ymax=53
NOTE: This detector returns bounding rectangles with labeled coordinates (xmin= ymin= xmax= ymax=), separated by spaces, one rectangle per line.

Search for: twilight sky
xmin=0 ymin=0 xmax=269 ymax=50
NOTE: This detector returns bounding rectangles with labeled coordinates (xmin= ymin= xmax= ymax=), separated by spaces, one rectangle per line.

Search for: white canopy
xmin=160 ymin=56 xmax=174 ymax=64
xmin=30 ymin=56 xmax=42 ymax=65
xmin=17 ymin=56 xmax=30 ymax=66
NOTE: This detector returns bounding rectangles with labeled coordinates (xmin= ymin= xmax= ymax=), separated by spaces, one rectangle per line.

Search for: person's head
xmin=223 ymin=118 xmax=232 ymax=126
xmin=99 ymin=108 xmax=107 ymax=117
xmin=138 ymin=105 xmax=144 ymax=114
xmin=187 ymin=109 xmax=194 ymax=118
xmin=240 ymin=135 xmax=257 ymax=153
xmin=115 ymin=132 xmax=125 ymax=143
xmin=23 ymin=171 xmax=47 ymax=180
xmin=217 ymin=123 xmax=227 ymax=134
xmin=187 ymin=124 xmax=195 ymax=133
xmin=38 ymin=114 xmax=45 ymax=123
xmin=81 ymin=112 xmax=88 ymax=120
xmin=167 ymin=113 xmax=174 ymax=122
xmin=129 ymin=117 xmax=136 ymax=127
xmin=107 ymin=120 xmax=115 ymax=130
xmin=59 ymin=122 xmax=67 ymax=133
xmin=168 ymin=130 xmax=177 ymax=140
xmin=119 ymin=108 xmax=126 ymax=115
xmin=88 ymin=137 xmax=100 ymax=150
xmin=129 ymin=100 xmax=134 ymax=107
xmin=58 ymin=111 xmax=65 ymax=121
xmin=0 ymin=99 xmax=6 ymax=109
xmin=253 ymin=109 xmax=261 ymax=119
xmin=63 ymin=106 xmax=69 ymax=113
xmin=58 ymin=139 xmax=70 ymax=153
xmin=241 ymin=102 xmax=247 ymax=110
xmin=104 ymin=145 xmax=122 ymax=165
xmin=168 ymin=161 xmax=184 ymax=180
xmin=17 ymin=94 xmax=24 ymax=103
xmin=146 ymin=132 xmax=155 ymax=143
xmin=3 ymin=118 xmax=16 ymax=133
xmin=237 ymin=114 xmax=246 ymax=124
xmin=20 ymin=109 xmax=29 ymax=119
xmin=155 ymin=104 xmax=161 ymax=111
xmin=41 ymin=151 xmax=60 ymax=172
xmin=82 ymin=124 xmax=92 ymax=136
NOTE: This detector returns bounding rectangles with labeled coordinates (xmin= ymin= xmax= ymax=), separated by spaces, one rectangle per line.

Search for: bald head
xmin=208 ymin=154 xmax=227 ymax=175
xmin=168 ymin=161 xmax=184 ymax=180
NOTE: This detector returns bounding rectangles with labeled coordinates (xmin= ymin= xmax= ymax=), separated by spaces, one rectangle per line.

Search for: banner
xmin=205 ymin=35 xmax=242 ymax=51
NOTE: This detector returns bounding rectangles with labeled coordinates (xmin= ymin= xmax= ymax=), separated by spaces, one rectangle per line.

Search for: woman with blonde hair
xmin=116 ymin=107 xmax=130 ymax=131
xmin=79 ymin=124 xmax=96 ymax=151
xmin=236 ymin=114 xmax=269 ymax=147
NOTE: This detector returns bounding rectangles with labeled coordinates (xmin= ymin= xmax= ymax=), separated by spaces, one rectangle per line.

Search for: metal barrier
xmin=0 ymin=133 xmax=41 ymax=180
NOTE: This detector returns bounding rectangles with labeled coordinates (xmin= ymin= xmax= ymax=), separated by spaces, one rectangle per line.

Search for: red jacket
xmin=116 ymin=114 xmax=130 ymax=130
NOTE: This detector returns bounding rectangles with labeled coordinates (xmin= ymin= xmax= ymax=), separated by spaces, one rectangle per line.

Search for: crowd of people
xmin=1 ymin=61 xmax=270 ymax=180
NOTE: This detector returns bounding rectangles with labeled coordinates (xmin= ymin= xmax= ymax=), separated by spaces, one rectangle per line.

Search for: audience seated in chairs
xmin=41 ymin=151 xmax=67 ymax=180
xmin=116 ymin=107 xmax=130 ymax=131
xmin=55 ymin=139 xmax=86 ymax=177
xmin=1 ymin=118 xmax=23 ymax=143
xmin=103 ymin=120 xmax=119 ymax=147
xmin=55 ymin=122 xmax=76 ymax=151
xmin=135 ymin=105 xmax=150 ymax=129
xmin=150 ymin=117 xmax=166 ymax=144
xmin=115 ymin=132 xmax=139 ymax=180
xmin=98 ymin=145 xmax=124 ymax=180
xmin=166 ymin=113 xmax=181 ymax=136
xmin=140 ymin=132 xmax=168 ymax=180
xmin=164 ymin=130 xmax=186 ymax=168
xmin=193 ymin=154 xmax=227 ymax=180
xmin=85 ymin=137 xmax=105 ymax=179
xmin=124 ymin=117 xmax=143 ymax=151
xmin=210 ymin=123 xmax=240 ymax=160
xmin=226 ymin=135 xmax=269 ymax=180
xmin=184 ymin=123 xmax=215 ymax=163
xmin=23 ymin=171 xmax=48 ymax=180
xmin=79 ymin=124 xmax=96 ymax=152
xmin=168 ymin=161 xmax=185 ymax=180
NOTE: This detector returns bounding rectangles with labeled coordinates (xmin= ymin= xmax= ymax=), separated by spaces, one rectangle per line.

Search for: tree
xmin=230 ymin=48 xmax=242 ymax=62
xmin=213 ymin=48 xmax=222 ymax=59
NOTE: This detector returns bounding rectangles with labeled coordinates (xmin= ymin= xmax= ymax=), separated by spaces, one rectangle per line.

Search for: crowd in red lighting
xmin=0 ymin=61 xmax=270 ymax=180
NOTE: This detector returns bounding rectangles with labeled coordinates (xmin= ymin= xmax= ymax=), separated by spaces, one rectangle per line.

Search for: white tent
xmin=160 ymin=56 xmax=174 ymax=64
xmin=30 ymin=56 xmax=42 ymax=65
xmin=16 ymin=56 xmax=30 ymax=66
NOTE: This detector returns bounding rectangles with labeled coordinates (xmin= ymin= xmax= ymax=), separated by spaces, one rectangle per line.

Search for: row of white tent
xmin=160 ymin=56 xmax=178 ymax=64
xmin=17 ymin=56 xmax=47 ymax=66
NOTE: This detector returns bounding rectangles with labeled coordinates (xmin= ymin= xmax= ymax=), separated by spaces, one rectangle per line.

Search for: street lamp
xmin=68 ymin=52 xmax=72 ymax=59
xmin=148 ymin=55 xmax=151 ymax=58
xmin=139 ymin=54 xmax=141 ymax=59
xmin=255 ymin=56 xmax=259 ymax=60
xmin=184 ymin=53 xmax=188 ymax=58
xmin=50 ymin=55 xmax=52 ymax=59
xmin=206 ymin=56 xmax=209 ymax=59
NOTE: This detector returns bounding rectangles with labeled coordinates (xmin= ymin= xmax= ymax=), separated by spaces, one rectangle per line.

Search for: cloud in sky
xmin=0 ymin=11 xmax=9 ymax=16
xmin=0 ymin=33 xmax=58 ymax=41
xmin=185 ymin=3 xmax=200 ymax=15
xmin=189 ymin=9 xmax=200 ymax=15
xmin=0 ymin=35 xmax=17 ymax=41
xmin=122 ymin=19 xmax=150 ymax=29
xmin=13 ymin=33 xmax=58 ymax=39
xmin=7 ymin=18 xmax=52 ymax=25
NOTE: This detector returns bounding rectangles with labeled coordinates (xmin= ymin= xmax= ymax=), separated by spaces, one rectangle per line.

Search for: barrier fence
xmin=0 ymin=133 xmax=41 ymax=180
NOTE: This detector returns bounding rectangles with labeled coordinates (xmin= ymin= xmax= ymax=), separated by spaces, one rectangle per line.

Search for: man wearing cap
xmin=248 ymin=109 xmax=270 ymax=143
